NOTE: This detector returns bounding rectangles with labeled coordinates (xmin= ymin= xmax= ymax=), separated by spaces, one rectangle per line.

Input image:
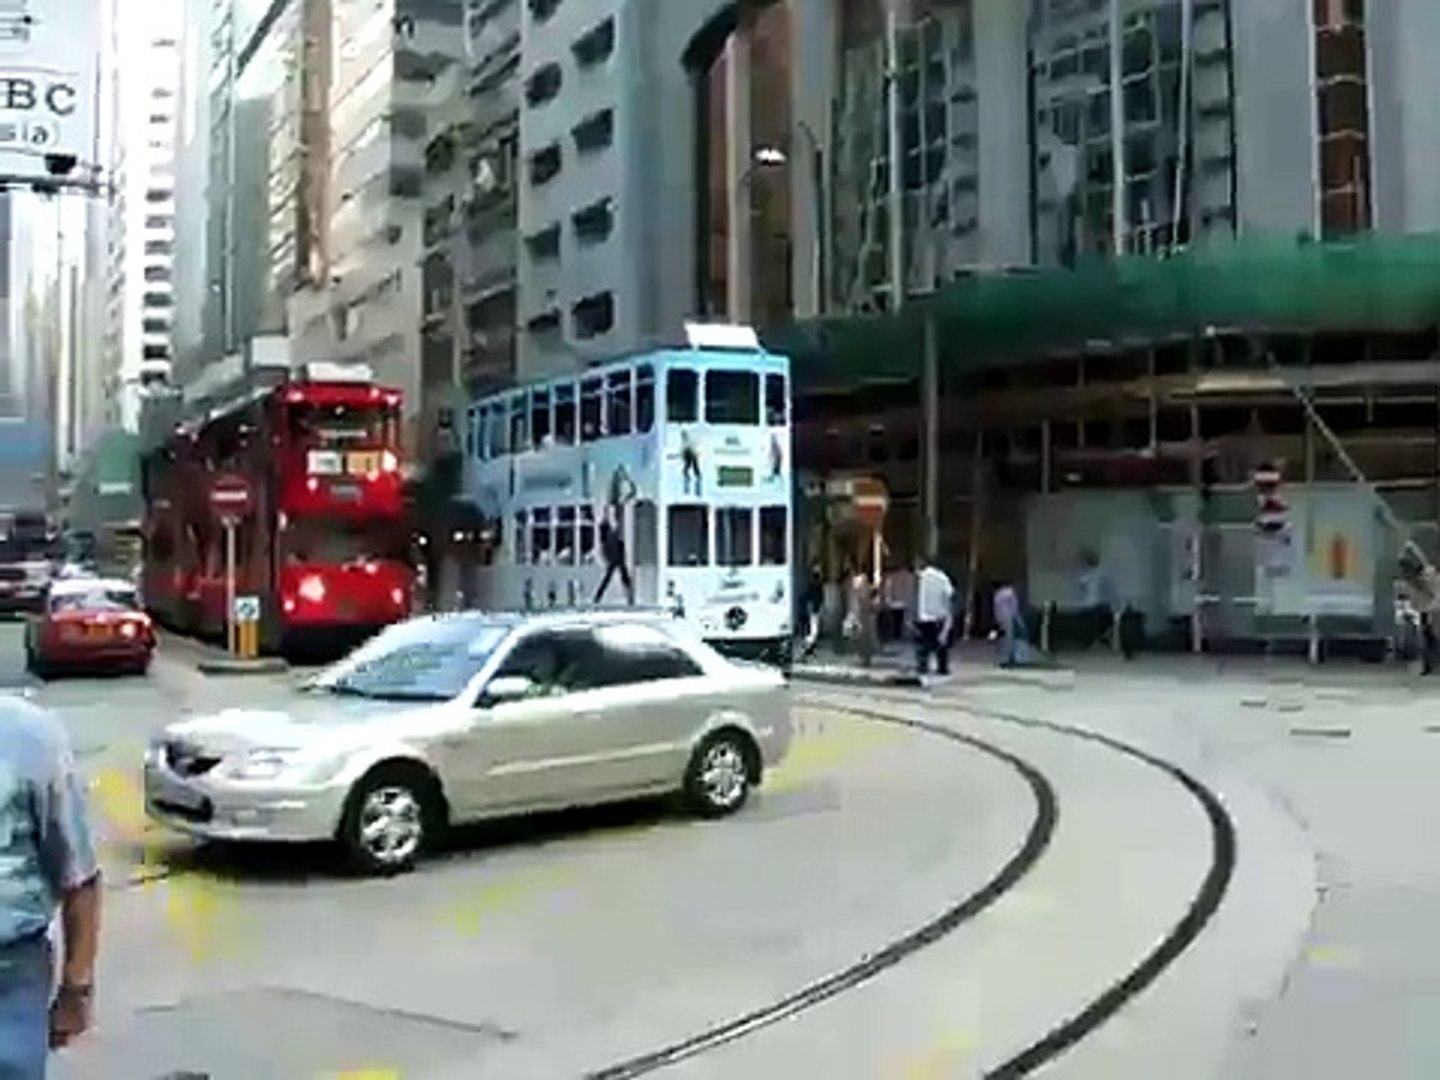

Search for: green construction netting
xmin=765 ymin=235 xmax=1440 ymax=389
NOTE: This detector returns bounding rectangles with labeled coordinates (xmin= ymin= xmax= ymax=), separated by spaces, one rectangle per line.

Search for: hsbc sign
xmin=0 ymin=1 xmax=96 ymax=178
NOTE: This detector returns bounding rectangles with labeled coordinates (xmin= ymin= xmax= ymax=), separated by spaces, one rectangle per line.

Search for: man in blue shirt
xmin=0 ymin=697 xmax=102 ymax=1079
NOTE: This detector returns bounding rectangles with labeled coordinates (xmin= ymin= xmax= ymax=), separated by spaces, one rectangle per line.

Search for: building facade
xmin=101 ymin=0 xmax=185 ymax=432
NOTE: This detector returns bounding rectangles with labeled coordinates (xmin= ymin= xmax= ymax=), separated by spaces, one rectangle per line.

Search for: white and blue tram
xmin=462 ymin=324 xmax=793 ymax=662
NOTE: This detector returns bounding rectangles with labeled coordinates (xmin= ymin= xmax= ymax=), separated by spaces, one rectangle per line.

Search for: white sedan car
xmin=145 ymin=610 xmax=792 ymax=874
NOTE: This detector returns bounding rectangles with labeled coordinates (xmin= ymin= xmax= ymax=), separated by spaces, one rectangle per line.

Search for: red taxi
xmin=25 ymin=577 xmax=156 ymax=678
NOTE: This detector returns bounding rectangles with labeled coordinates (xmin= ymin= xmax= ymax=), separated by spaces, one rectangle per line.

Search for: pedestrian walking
xmin=798 ymin=566 xmax=824 ymax=660
xmin=0 ymin=696 xmax=102 ymax=1079
xmin=913 ymin=556 xmax=956 ymax=676
xmin=593 ymin=505 xmax=635 ymax=605
xmin=993 ymin=579 xmax=1030 ymax=667
xmin=844 ymin=568 xmax=878 ymax=668
xmin=1399 ymin=552 xmax=1440 ymax=674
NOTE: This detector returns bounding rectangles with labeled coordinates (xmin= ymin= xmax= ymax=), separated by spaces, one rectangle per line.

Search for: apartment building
xmin=101 ymin=0 xmax=185 ymax=432
xmin=289 ymin=0 xmax=468 ymax=447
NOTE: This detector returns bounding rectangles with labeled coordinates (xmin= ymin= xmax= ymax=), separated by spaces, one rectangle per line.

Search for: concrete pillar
xmin=788 ymin=0 xmax=837 ymax=318
xmin=973 ymin=0 xmax=1032 ymax=266
xmin=724 ymin=27 xmax=754 ymax=324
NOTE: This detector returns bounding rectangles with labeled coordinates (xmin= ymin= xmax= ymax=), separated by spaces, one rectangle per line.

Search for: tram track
xmin=587 ymin=694 xmax=1237 ymax=1079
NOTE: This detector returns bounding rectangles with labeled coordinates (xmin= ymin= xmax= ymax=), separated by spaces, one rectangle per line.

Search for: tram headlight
xmin=380 ymin=449 xmax=399 ymax=473
xmin=297 ymin=575 xmax=327 ymax=603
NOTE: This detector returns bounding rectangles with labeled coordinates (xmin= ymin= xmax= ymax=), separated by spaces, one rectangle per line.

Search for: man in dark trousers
xmin=594 ymin=506 xmax=634 ymax=605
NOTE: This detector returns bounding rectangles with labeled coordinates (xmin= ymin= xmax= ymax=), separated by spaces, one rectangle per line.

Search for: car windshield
xmin=314 ymin=617 xmax=510 ymax=702
xmin=50 ymin=588 xmax=138 ymax=614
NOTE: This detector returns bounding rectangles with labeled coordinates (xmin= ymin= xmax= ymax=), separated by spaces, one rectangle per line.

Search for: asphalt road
xmin=20 ymin=627 xmax=1434 ymax=1078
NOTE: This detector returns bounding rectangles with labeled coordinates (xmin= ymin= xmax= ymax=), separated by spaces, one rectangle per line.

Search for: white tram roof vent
xmin=683 ymin=322 xmax=762 ymax=353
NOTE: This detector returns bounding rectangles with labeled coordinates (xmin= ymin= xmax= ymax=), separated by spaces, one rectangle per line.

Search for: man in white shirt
xmin=914 ymin=556 xmax=956 ymax=676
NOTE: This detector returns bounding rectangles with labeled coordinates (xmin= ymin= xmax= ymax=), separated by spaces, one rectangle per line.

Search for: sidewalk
xmin=791 ymin=639 xmax=1440 ymax=694
xmin=156 ymin=628 xmax=289 ymax=675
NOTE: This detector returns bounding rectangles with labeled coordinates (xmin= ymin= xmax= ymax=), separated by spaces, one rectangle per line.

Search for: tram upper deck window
xmin=531 ymin=387 xmax=552 ymax=446
xmin=705 ymin=370 xmax=759 ymax=424
xmin=509 ymin=393 xmax=530 ymax=452
xmin=607 ymin=370 xmax=632 ymax=435
xmin=765 ymin=373 xmax=787 ymax=426
xmin=667 ymin=368 xmax=698 ymax=423
xmin=637 ymin=364 xmax=655 ymax=432
xmin=581 ymin=377 xmax=604 ymax=441
xmin=555 ymin=382 xmax=577 ymax=444
xmin=487 ymin=402 xmax=508 ymax=458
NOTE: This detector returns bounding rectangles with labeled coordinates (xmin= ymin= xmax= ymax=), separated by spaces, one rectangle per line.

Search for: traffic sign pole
xmin=224 ymin=519 xmax=237 ymax=655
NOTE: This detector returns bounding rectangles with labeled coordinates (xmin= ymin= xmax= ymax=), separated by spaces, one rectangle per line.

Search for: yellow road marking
xmin=90 ymin=764 xmax=246 ymax=963
xmin=765 ymin=712 xmax=906 ymax=796
xmin=1306 ymin=943 xmax=1364 ymax=970
xmin=328 ymin=1071 xmax=400 ymax=1080
xmin=896 ymin=1032 xmax=976 ymax=1079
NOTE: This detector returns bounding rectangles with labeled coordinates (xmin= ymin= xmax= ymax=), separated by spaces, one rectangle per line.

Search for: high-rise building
xmin=101 ymin=0 xmax=185 ymax=432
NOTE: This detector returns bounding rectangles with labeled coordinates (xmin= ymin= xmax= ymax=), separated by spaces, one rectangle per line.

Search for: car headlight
xmin=230 ymin=748 xmax=307 ymax=781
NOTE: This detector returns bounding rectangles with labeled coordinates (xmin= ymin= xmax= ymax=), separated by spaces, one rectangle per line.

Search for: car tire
xmin=25 ymin=651 xmax=51 ymax=681
xmin=338 ymin=764 xmax=442 ymax=877
xmin=683 ymin=730 xmax=758 ymax=818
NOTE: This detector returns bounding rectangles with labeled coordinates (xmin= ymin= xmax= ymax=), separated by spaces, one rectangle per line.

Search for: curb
xmin=195 ymin=657 xmax=290 ymax=676
xmin=790 ymin=666 xmax=924 ymax=689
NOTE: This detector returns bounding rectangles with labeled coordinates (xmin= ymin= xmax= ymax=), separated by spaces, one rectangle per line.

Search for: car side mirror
xmin=479 ymin=675 xmax=534 ymax=708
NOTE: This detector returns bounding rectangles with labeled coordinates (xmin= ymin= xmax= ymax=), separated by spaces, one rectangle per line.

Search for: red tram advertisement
xmin=141 ymin=365 xmax=413 ymax=653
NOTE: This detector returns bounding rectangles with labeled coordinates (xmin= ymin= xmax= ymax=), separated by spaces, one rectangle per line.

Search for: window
xmin=705 ymin=370 xmax=759 ymax=424
xmin=556 ymin=506 xmax=576 ymax=565
xmin=488 ymin=403 xmax=509 ymax=457
xmin=146 ymin=188 xmax=173 ymax=203
xmin=572 ymin=198 xmax=614 ymax=244
xmin=142 ymin=344 xmax=169 ymax=360
xmin=572 ymin=109 xmax=614 ymax=153
xmin=636 ymin=364 xmax=655 ymax=433
xmin=765 ymin=374 xmax=787 ymax=425
xmin=509 ymin=393 xmax=529 ymax=452
xmin=584 ymin=623 xmax=704 ymax=685
xmin=525 ymin=63 xmax=563 ymax=107
xmin=142 ymin=317 xmax=169 ymax=335
xmin=531 ymin=387 xmax=552 ymax=445
xmin=525 ymin=223 xmax=561 ymax=260
xmin=606 ymin=370 xmax=632 ymax=436
xmin=490 ymin=630 xmax=586 ymax=698
xmin=572 ymin=291 xmax=615 ymax=339
xmin=555 ymin=382 xmax=576 ymax=443
xmin=715 ymin=508 xmax=753 ymax=567
xmin=143 ymin=292 xmax=173 ymax=307
xmin=145 ymin=215 xmax=169 ymax=229
xmin=465 ymin=409 xmax=478 ymax=459
xmin=580 ymin=377 xmax=603 ymax=441
xmin=528 ymin=0 xmax=562 ymax=22
xmin=144 ymin=239 xmax=172 ymax=256
xmin=667 ymin=506 xmax=708 ymax=566
xmin=144 ymin=266 xmax=171 ymax=283
xmin=531 ymin=507 xmax=552 ymax=563
xmin=759 ymin=506 xmax=787 ymax=565
xmin=528 ymin=143 xmax=561 ymax=186
xmin=572 ymin=17 xmax=615 ymax=67
xmin=667 ymin=368 xmax=698 ymax=422
xmin=316 ymin=617 xmax=510 ymax=703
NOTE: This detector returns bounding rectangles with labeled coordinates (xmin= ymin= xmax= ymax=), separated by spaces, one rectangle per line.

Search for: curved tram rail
xmin=589 ymin=696 xmax=1237 ymax=1079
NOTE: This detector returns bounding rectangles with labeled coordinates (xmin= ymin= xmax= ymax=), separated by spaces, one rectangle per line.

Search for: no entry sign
xmin=209 ymin=474 xmax=253 ymax=521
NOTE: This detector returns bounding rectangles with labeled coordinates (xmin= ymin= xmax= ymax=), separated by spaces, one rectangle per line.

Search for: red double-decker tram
xmin=141 ymin=370 xmax=413 ymax=653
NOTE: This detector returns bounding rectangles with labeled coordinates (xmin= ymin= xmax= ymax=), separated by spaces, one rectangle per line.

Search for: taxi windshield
xmin=50 ymin=588 xmax=138 ymax=614
xmin=314 ymin=617 xmax=510 ymax=702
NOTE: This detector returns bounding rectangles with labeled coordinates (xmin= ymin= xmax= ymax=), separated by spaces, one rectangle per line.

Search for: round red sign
xmin=209 ymin=474 xmax=253 ymax=519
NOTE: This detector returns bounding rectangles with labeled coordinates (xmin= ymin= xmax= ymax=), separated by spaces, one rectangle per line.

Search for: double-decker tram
xmin=141 ymin=363 xmax=412 ymax=653
xmin=464 ymin=323 xmax=793 ymax=663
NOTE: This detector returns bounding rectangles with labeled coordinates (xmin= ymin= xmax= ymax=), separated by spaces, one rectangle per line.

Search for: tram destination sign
xmin=0 ymin=1 xmax=97 ymax=180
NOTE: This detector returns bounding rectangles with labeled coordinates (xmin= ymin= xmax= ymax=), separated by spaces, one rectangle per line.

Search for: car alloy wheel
xmin=357 ymin=785 xmax=425 ymax=870
xmin=686 ymin=732 xmax=755 ymax=817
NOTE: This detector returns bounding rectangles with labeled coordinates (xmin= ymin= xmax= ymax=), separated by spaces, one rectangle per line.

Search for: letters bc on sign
xmin=0 ymin=2 xmax=98 ymax=179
